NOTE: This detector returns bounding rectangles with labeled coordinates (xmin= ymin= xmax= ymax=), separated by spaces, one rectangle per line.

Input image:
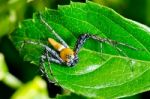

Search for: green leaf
xmin=0 ymin=53 xmax=8 ymax=80
xmin=56 ymin=93 xmax=87 ymax=99
xmin=0 ymin=53 xmax=22 ymax=89
xmin=11 ymin=76 xmax=49 ymax=99
xmin=10 ymin=1 xmax=150 ymax=98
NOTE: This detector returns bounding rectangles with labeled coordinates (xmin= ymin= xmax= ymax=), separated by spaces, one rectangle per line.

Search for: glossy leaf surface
xmin=10 ymin=1 xmax=150 ymax=98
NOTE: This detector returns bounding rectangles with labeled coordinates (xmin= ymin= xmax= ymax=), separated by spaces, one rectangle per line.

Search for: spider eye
xmin=66 ymin=55 xmax=69 ymax=58
xmin=66 ymin=55 xmax=71 ymax=59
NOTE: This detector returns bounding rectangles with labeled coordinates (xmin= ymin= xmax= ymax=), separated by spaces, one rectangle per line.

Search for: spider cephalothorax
xmin=48 ymin=38 xmax=78 ymax=66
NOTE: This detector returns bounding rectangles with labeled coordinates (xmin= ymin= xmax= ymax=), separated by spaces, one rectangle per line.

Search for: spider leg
xmin=114 ymin=46 xmax=134 ymax=72
xmin=74 ymin=34 xmax=89 ymax=54
xmin=39 ymin=13 xmax=69 ymax=48
xmin=40 ymin=49 xmax=63 ymax=84
xmin=23 ymin=40 xmax=64 ymax=63
xmin=74 ymin=34 xmax=106 ymax=54
xmin=74 ymin=34 xmax=136 ymax=72
xmin=22 ymin=40 xmax=64 ymax=83
xmin=100 ymin=43 xmax=103 ymax=54
xmin=40 ymin=55 xmax=57 ymax=83
xmin=99 ymin=42 xmax=106 ymax=61
xmin=114 ymin=45 xmax=128 ymax=57
xmin=41 ymin=55 xmax=62 ymax=65
xmin=45 ymin=46 xmax=64 ymax=63
xmin=74 ymin=34 xmax=137 ymax=55
xmin=88 ymin=34 xmax=138 ymax=50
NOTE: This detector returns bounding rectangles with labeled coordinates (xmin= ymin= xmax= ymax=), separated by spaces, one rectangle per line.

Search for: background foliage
xmin=0 ymin=0 xmax=150 ymax=99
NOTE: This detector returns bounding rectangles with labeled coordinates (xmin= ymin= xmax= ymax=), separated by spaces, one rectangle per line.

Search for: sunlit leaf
xmin=11 ymin=76 xmax=49 ymax=99
xmin=0 ymin=53 xmax=22 ymax=88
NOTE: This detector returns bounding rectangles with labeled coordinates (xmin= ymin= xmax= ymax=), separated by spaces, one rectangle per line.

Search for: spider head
xmin=66 ymin=55 xmax=79 ymax=67
xmin=60 ymin=48 xmax=79 ymax=67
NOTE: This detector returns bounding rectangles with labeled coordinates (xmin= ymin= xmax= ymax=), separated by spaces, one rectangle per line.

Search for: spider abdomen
xmin=48 ymin=38 xmax=65 ymax=51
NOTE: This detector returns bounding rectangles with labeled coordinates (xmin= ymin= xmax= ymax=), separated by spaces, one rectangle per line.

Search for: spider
xmin=24 ymin=13 xmax=138 ymax=67
xmin=23 ymin=14 xmax=137 ymax=83
xmin=23 ymin=13 xmax=137 ymax=82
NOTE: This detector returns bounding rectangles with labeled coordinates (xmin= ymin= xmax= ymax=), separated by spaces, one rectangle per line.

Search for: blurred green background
xmin=0 ymin=0 xmax=150 ymax=99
